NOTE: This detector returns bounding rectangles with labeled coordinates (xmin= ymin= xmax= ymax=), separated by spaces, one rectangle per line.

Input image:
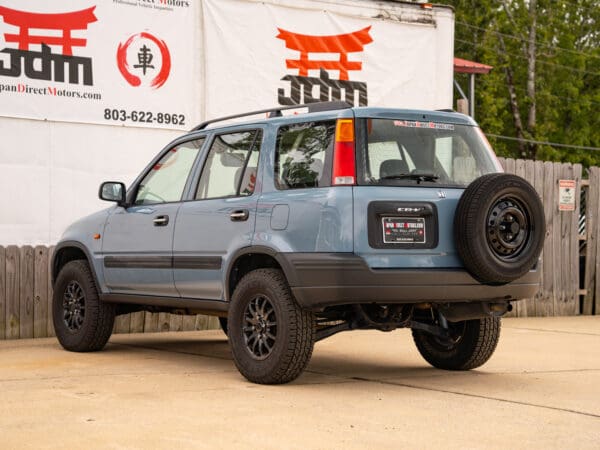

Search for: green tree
xmin=448 ymin=0 xmax=600 ymax=166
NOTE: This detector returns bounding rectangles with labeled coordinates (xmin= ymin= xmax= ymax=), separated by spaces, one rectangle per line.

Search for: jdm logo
xmin=116 ymin=32 xmax=171 ymax=89
xmin=0 ymin=5 xmax=97 ymax=86
xmin=276 ymin=27 xmax=373 ymax=107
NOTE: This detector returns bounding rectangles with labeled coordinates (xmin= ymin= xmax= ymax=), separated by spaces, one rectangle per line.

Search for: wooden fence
xmin=582 ymin=167 xmax=600 ymax=316
xmin=0 ymin=159 xmax=599 ymax=339
xmin=499 ymin=158 xmax=581 ymax=317
xmin=0 ymin=245 xmax=219 ymax=340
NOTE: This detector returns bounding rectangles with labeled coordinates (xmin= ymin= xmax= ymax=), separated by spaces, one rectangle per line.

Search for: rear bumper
xmin=278 ymin=253 xmax=540 ymax=310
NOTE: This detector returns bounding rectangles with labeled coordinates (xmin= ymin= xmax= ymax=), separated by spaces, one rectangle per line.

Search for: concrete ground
xmin=0 ymin=316 xmax=599 ymax=449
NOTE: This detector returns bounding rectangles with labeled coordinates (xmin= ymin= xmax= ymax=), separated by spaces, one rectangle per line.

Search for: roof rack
xmin=190 ymin=101 xmax=351 ymax=131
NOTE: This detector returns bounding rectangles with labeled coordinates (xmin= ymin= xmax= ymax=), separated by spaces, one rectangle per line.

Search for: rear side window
xmin=275 ymin=121 xmax=335 ymax=190
xmin=195 ymin=130 xmax=262 ymax=200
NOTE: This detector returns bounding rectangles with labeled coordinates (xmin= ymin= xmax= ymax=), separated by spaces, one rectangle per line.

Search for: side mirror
xmin=99 ymin=181 xmax=127 ymax=207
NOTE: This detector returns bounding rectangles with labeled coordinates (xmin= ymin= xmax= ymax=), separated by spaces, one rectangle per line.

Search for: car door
xmin=102 ymin=137 xmax=205 ymax=297
xmin=173 ymin=128 xmax=263 ymax=300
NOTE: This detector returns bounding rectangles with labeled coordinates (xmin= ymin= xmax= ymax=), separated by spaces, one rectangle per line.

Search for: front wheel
xmin=53 ymin=260 xmax=115 ymax=352
xmin=228 ymin=269 xmax=316 ymax=384
xmin=412 ymin=317 xmax=501 ymax=370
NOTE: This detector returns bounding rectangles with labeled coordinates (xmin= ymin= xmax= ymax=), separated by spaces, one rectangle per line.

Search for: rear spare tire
xmin=454 ymin=173 xmax=545 ymax=284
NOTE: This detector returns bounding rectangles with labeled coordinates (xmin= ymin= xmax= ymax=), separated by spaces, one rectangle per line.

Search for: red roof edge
xmin=453 ymin=57 xmax=493 ymax=74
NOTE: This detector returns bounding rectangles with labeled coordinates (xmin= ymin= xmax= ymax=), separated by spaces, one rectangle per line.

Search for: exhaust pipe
xmin=438 ymin=302 xmax=512 ymax=322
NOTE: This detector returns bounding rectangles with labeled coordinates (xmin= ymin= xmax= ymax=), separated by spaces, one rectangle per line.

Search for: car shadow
xmin=102 ymin=332 xmax=503 ymax=386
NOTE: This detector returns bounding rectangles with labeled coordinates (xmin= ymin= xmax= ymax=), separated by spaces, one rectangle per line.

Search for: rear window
xmin=275 ymin=121 xmax=335 ymax=190
xmin=359 ymin=119 xmax=498 ymax=187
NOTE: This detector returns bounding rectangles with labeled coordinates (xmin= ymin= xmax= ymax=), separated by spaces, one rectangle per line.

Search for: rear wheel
xmin=228 ymin=269 xmax=316 ymax=384
xmin=412 ymin=317 xmax=500 ymax=370
xmin=53 ymin=260 xmax=115 ymax=352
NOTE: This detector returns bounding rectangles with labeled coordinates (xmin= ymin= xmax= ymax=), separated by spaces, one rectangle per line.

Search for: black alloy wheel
xmin=53 ymin=260 xmax=115 ymax=352
xmin=243 ymin=295 xmax=278 ymax=360
xmin=62 ymin=280 xmax=86 ymax=332
xmin=228 ymin=268 xmax=316 ymax=384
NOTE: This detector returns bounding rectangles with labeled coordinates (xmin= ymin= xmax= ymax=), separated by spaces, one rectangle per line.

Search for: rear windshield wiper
xmin=380 ymin=173 xmax=439 ymax=183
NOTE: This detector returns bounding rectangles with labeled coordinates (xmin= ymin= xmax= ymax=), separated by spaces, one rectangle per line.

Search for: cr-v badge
xmin=437 ymin=190 xmax=447 ymax=198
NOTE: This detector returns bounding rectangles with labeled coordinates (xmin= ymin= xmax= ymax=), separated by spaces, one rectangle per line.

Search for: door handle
xmin=153 ymin=215 xmax=169 ymax=226
xmin=230 ymin=209 xmax=249 ymax=222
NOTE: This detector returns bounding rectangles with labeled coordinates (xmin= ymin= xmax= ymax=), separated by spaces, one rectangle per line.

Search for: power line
xmin=456 ymin=21 xmax=600 ymax=60
xmin=505 ymin=82 xmax=600 ymax=106
xmin=486 ymin=134 xmax=600 ymax=152
xmin=455 ymin=38 xmax=600 ymax=77
xmin=508 ymin=85 xmax=600 ymax=106
xmin=457 ymin=21 xmax=599 ymax=59
xmin=453 ymin=72 xmax=600 ymax=106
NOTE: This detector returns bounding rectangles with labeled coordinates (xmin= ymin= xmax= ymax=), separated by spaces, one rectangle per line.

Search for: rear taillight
xmin=332 ymin=119 xmax=356 ymax=185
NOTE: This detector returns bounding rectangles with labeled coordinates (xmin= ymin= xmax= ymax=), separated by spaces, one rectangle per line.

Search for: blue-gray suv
xmin=52 ymin=102 xmax=545 ymax=384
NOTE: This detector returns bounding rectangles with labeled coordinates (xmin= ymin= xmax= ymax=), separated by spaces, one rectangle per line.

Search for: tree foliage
xmin=447 ymin=0 xmax=600 ymax=166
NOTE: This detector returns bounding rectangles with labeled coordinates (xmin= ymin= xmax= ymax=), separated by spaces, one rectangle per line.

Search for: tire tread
xmin=454 ymin=173 xmax=545 ymax=284
xmin=53 ymin=260 xmax=115 ymax=352
xmin=412 ymin=317 xmax=501 ymax=370
xmin=229 ymin=268 xmax=315 ymax=384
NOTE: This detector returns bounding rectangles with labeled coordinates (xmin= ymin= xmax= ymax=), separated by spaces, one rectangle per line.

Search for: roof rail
xmin=436 ymin=108 xmax=455 ymax=113
xmin=190 ymin=101 xmax=351 ymax=131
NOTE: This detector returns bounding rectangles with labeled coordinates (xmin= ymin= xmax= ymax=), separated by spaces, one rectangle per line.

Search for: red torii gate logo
xmin=0 ymin=6 xmax=97 ymax=85
xmin=276 ymin=26 xmax=373 ymax=106
xmin=277 ymin=26 xmax=372 ymax=80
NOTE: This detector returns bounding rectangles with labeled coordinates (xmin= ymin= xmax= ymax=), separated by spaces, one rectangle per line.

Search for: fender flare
xmin=224 ymin=245 xmax=296 ymax=302
xmin=52 ymin=241 xmax=102 ymax=290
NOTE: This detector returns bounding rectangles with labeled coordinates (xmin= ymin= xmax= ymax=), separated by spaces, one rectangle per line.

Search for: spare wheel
xmin=454 ymin=173 xmax=545 ymax=284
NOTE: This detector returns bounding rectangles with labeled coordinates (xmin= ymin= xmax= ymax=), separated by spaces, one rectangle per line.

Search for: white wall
xmin=0 ymin=117 xmax=181 ymax=245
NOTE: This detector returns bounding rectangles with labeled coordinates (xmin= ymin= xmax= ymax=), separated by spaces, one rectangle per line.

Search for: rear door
xmin=173 ymin=128 xmax=263 ymax=300
xmin=353 ymin=115 xmax=499 ymax=269
xmin=102 ymin=137 xmax=205 ymax=296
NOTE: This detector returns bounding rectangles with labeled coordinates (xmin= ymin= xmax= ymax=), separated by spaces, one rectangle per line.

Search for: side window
xmin=134 ymin=138 xmax=204 ymax=205
xmin=195 ymin=130 xmax=262 ymax=200
xmin=435 ymin=136 xmax=480 ymax=184
xmin=275 ymin=121 xmax=335 ymax=190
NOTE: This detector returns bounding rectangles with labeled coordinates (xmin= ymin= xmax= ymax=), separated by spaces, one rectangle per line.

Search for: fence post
xmin=0 ymin=246 xmax=5 ymax=340
xmin=571 ymin=164 xmax=583 ymax=314
xmin=6 ymin=246 xmax=20 ymax=339
xmin=584 ymin=167 xmax=600 ymax=314
xmin=33 ymin=246 xmax=49 ymax=338
xmin=47 ymin=246 xmax=56 ymax=337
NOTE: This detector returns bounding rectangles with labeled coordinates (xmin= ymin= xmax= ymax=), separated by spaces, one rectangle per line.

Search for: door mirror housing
xmin=99 ymin=181 xmax=127 ymax=207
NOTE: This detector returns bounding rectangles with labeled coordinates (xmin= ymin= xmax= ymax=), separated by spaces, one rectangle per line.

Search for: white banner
xmin=0 ymin=0 xmax=455 ymax=246
xmin=202 ymin=0 xmax=454 ymax=119
xmin=0 ymin=0 xmax=199 ymax=130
